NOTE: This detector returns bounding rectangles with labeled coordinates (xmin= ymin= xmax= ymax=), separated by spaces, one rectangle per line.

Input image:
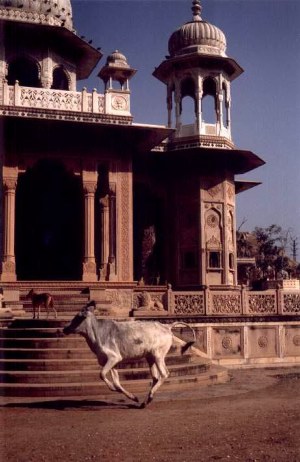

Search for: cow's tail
xmin=170 ymin=322 xmax=196 ymax=354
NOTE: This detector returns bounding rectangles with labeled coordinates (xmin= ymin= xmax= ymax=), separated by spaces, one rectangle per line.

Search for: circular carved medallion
xmin=222 ymin=336 xmax=232 ymax=350
xmin=292 ymin=335 xmax=300 ymax=347
xmin=112 ymin=96 xmax=127 ymax=111
xmin=207 ymin=214 xmax=218 ymax=228
xmin=258 ymin=336 xmax=268 ymax=349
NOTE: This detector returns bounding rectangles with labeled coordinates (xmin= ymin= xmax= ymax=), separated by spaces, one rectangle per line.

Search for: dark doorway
xmin=133 ymin=183 xmax=165 ymax=285
xmin=51 ymin=67 xmax=69 ymax=90
xmin=7 ymin=57 xmax=40 ymax=87
xmin=15 ymin=159 xmax=83 ymax=280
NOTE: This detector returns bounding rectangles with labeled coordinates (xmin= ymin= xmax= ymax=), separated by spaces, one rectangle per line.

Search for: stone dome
xmin=0 ymin=0 xmax=73 ymax=29
xmin=168 ymin=1 xmax=227 ymax=58
xmin=106 ymin=50 xmax=130 ymax=68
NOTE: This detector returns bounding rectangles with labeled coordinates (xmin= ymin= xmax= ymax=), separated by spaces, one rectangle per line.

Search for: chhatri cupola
xmin=153 ymin=0 xmax=243 ymax=149
xmin=0 ymin=0 xmax=101 ymax=90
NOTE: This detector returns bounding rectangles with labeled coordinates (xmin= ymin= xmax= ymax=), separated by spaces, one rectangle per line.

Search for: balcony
xmin=0 ymin=81 xmax=132 ymax=124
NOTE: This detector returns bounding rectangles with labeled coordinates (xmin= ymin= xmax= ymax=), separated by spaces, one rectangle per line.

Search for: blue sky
xmin=72 ymin=0 xmax=300 ymax=253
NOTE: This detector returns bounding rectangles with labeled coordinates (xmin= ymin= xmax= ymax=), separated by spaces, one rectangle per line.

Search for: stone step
xmin=0 ymin=347 xmax=97 ymax=360
xmin=0 ymin=328 xmax=66 ymax=338
xmin=0 ymin=337 xmax=87 ymax=349
xmin=0 ymin=340 xmax=185 ymax=357
xmin=0 ymin=352 xmax=197 ymax=371
xmin=0 ymin=360 xmax=208 ymax=384
xmin=0 ymin=367 xmax=228 ymax=398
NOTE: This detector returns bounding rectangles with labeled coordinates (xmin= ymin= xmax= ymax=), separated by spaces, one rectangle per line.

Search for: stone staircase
xmin=19 ymin=286 xmax=91 ymax=318
xmin=0 ymin=318 xmax=229 ymax=399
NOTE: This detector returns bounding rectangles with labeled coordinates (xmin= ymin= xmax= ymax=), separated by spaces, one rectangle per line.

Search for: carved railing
xmin=0 ymin=81 xmax=131 ymax=117
xmin=134 ymin=286 xmax=300 ymax=317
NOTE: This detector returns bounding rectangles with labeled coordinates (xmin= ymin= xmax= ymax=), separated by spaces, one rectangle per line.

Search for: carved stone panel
xmin=282 ymin=293 xmax=300 ymax=314
xmin=212 ymin=327 xmax=242 ymax=358
xmin=284 ymin=326 xmax=300 ymax=357
xmin=209 ymin=291 xmax=242 ymax=315
xmin=247 ymin=327 xmax=277 ymax=358
xmin=171 ymin=292 xmax=205 ymax=315
xmin=246 ymin=292 xmax=277 ymax=315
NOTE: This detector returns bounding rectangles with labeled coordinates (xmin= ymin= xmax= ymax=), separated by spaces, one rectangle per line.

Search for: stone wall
xmin=134 ymin=286 xmax=300 ymax=366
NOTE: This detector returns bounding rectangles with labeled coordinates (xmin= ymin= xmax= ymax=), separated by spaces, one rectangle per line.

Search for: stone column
xmin=174 ymin=82 xmax=182 ymax=132
xmin=82 ymin=175 xmax=97 ymax=282
xmin=1 ymin=172 xmax=18 ymax=281
xmin=99 ymin=194 xmax=109 ymax=281
xmin=195 ymin=76 xmax=203 ymax=135
xmin=110 ymin=160 xmax=134 ymax=282
xmin=107 ymin=182 xmax=117 ymax=281
xmin=167 ymin=85 xmax=173 ymax=128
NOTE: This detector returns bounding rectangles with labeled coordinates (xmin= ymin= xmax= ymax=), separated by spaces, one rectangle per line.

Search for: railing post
xmin=205 ymin=286 xmax=211 ymax=315
xmin=277 ymin=287 xmax=282 ymax=314
xmin=241 ymin=284 xmax=247 ymax=315
xmin=14 ymin=80 xmax=20 ymax=106
xmin=167 ymin=284 xmax=173 ymax=315
xmin=92 ymin=88 xmax=98 ymax=113
xmin=81 ymin=87 xmax=88 ymax=112
xmin=2 ymin=79 xmax=8 ymax=105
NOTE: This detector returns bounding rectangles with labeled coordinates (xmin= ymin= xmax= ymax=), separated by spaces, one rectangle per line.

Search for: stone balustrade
xmin=133 ymin=286 xmax=300 ymax=317
xmin=0 ymin=81 xmax=132 ymax=118
xmin=133 ymin=286 xmax=300 ymax=366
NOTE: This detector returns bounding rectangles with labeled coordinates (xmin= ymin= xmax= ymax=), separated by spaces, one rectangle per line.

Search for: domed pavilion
xmin=0 ymin=0 xmax=264 ymax=305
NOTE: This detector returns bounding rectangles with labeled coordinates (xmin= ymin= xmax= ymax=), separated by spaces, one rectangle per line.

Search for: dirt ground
xmin=1 ymin=367 xmax=300 ymax=462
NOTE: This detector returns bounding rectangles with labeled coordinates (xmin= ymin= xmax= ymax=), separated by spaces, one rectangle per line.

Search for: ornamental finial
xmin=192 ymin=0 xmax=202 ymax=21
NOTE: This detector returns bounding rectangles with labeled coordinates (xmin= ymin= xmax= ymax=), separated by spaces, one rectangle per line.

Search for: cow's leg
xmin=100 ymin=355 xmax=122 ymax=393
xmin=142 ymin=355 xmax=169 ymax=408
xmin=110 ymin=368 xmax=139 ymax=403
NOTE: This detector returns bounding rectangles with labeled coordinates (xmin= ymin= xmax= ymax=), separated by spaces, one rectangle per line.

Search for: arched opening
xmin=202 ymin=77 xmax=217 ymax=124
xmin=222 ymin=82 xmax=229 ymax=128
xmin=7 ymin=57 xmax=40 ymax=87
xmin=181 ymin=96 xmax=196 ymax=126
xmin=15 ymin=160 xmax=83 ymax=280
xmin=51 ymin=66 xmax=69 ymax=90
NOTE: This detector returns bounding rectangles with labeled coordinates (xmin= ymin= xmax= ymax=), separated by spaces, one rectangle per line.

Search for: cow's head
xmin=63 ymin=301 xmax=95 ymax=336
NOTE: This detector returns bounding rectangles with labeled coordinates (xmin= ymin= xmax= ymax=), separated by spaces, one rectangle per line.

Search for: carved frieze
xmin=248 ymin=294 xmax=276 ymax=315
xmin=172 ymin=293 xmax=205 ymax=315
xmin=20 ymin=87 xmax=82 ymax=111
xmin=211 ymin=293 xmax=241 ymax=314
xmin=283 ymin=293 xmax=300 ymax=314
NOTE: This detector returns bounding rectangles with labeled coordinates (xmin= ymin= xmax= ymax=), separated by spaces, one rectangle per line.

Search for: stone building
xmin=1 ymin=1 xmax=300 ymax=373
xmin=0 ymin=0 xmax=264 ymax=289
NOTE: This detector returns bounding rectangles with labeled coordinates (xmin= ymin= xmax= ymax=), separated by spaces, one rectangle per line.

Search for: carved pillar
xmin=110 ymin=160 xmax=134 ymax=282
xmin=40 ymin=56 xmax=53 ymax=89
xmin=1 ymin=173 xmax=18 ymax=281
xmin=82 ymin=177 xmax=97 ymax=282
xmin=195 ymin=76 xmax=203 ymax=135
xmin=99 ymin=194 xmax=109 ymax=281
xmin=107 ymin=182 xmax=117 ymax=280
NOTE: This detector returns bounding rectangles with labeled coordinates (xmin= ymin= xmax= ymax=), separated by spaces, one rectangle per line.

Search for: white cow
xmin=63 ymin=302 xmax=195 ymax=407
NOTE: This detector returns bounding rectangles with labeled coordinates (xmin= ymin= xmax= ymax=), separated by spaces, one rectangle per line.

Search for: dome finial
xmin=192 ymin=0 xmax=202 ymax=21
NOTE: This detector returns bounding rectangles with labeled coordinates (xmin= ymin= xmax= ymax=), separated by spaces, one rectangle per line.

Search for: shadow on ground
xmin=0 ymin=399 xmax=139 ymax=410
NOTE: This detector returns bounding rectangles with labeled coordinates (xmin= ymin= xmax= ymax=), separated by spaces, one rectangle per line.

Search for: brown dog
xmin=26 ymin=289 xmax=57 ymax=319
